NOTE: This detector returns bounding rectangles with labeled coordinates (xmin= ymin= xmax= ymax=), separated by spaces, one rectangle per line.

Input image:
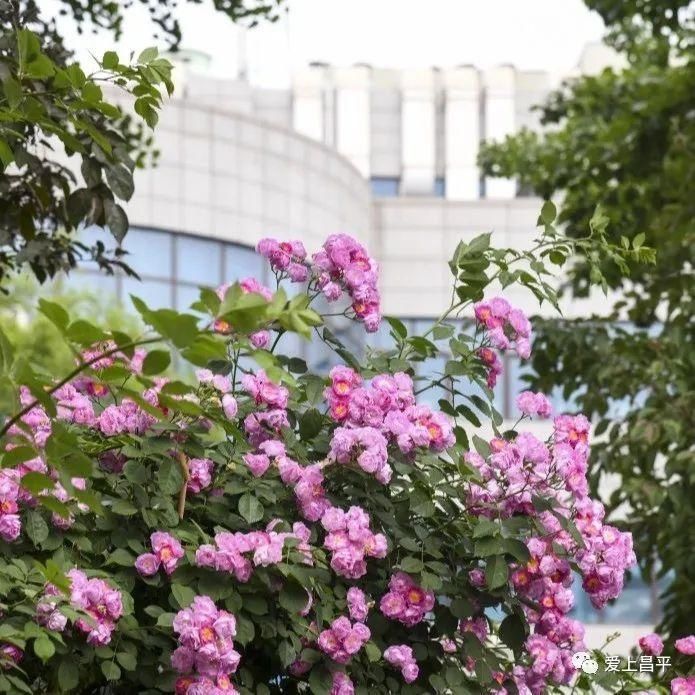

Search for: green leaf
xmin=472 ymin=518 xmax=499 ymax=539
xmin=25 ymin=510 xmax=49 ymax=545
xmin=298 ymin=408 xmax=323 ymax=441
xmin=449 ymin=597 xmax=474 ymax=619
xmin=539 ymin=199 xmax=557 ymax=225
xmin=156 ymin=612 xmax=176 ymax=627
xmin=100 ymin=661 xmax=121 ymax=681
xmin=548 ymin=250 xmax=565 ymax=266
xmin=633 ymin=232 xmax=645 ymax=249
xmin=38 ymin=299 xmax=69 ymax=331
xmin=106 ymin=165 xmax=135 ymax=201
xmin=20 ymin=472 xmax=54 ymax=495
xmin=503 ymin=538 xmax=531 ymax=563
xmin=37 ymin=495 xmax=71 ymax=519
xmin=57 ymin=658 xmax=79 ymax=691
xmin=67 ymin=319 xmax=105 ymax=346
xmin=399 ymin=557 xmax=423 ymax=573
xmin=25 ymin=54 xmax=55 ymax=78
xmin=102 ymin=51 xmax=119 ymax=69
xmin=499 ymin=613 xmax=526 ymax=656
xmin=18 ymin=29 xmax=40 ymax=64
xmin=474 ymin=536 xmax=502 ymax=557
xmin=106 ymin=549 xmax=135 ymax=566
xmin=111 ymin=499 xmax=138 ymax=516
xmin=278 ymin=640 xmax=297 ymax=668
xmin=1 ymin=446 xmax=35 ymax=469
xmin=485 ymin=554 xmax=509 ymax=589
xmin=234 ymin=615 xmax=255 ymax=645
xmin=420 ymin=570 xmax=443 ymax=591
xmin=385 ymin=316 xmax=408 ymax=338
xmin=33 ymin=636 xmax=55 ymax=661
xmin=137 ymin=47 xmax=159 ymax=63
xmin=171 ymin=584 xmax=196 ymax=609
xmin=0 ymin=140 xmax=13 ymax=168
xmin=104 ymin=200 xmax=129 ymax=243
xmin=123 ymin=460 xmax=148 ymax=484
xmin=308 ymin=666 xmax=333 ymax=695
xmin=116 ymin=652 xmax=137 ymax=671
xmin=238 ymin=494 xmax=263 ymax=524
xmin=3 ymin=77 xmax=22 ymax=109
xmin=278 ymin=580 xmax=309 ymax=614
xmin=432 ymin=324 xmax=455 ymax=340
xmin=466 ymin=232 xmax=492 ymax=256
xmin=142 ymin=350 xmax=170 ymax=375
xmin=243 ymin=595 xmax=268 ymax=615
xmin=157 ymin=459 xmax=184 ymax=495
xmin=130 ymin=299 xmax=199 ymax=349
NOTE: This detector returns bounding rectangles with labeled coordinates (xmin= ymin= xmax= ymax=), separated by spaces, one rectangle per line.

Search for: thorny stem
xmin=176 ymin=451 xmax=190 ymax=520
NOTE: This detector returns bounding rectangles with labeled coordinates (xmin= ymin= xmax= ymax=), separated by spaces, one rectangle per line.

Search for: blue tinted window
xmin=69 ymin=271 xmax=119 ymax=300
xmin=571 ymin=572 xmax=654 ymax=625
xmin=122 ymin=228 xmax=173 ymax=279
xmin=416 ymin=356 xmax=449 ymax=409
xmin=366 ymin=322 xmax=395 ymax=351
xmin=370 ymin=177 xmax=400 ymax=197
xmin=434 ymin=177 xmax=446 ymax=197
xmin=122 ymin=278 xmax=173 ymax=310
xmin=304 ymin=338 xmax=337 ymax=375
xmin=176 ymin=236 xmax=222 ymax=286
xmin=176 ymin=284 xmax=203 ymax=311
xmin=224 ymin=245 xmax=266 ymax=285
xmin=277 ymin=331 xmax=304 ymax=362
xmin=79 ymin=224 xmax=113 ymax=249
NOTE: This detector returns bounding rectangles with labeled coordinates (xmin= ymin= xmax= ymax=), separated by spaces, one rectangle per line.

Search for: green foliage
xmin=479 ymin=0 xmax=695 ymax=638
xmin=0 ymin=274 xmax=138 ymax=414
xmin=0 ymin=1 xmax=174 ymax=285
xmin=0 ymin=207 xmax=661 ymax=693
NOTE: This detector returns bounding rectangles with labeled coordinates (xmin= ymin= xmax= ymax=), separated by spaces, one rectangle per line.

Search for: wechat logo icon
xmin=572 ymin=651 xmax=599 ymax=675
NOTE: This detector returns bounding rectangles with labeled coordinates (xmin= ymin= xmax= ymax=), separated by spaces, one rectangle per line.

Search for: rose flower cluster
xmin=35 ymin=570 xmax=123 ymax=647
xmin=171 ymin=596 xmax=241 ymax=694
xmin=325 ymin=366 xmax=455 ymax=484
xmin=474 ymin=296 xmax=532 ymax=387
xmin=0 ymin=225 xmax=663 ymax=695
xmin=257 ymin=233 xmax=382 ymax=333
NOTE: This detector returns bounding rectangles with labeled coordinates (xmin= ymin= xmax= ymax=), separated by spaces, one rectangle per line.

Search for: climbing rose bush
xmin=0 ymin=210 xmax=690 ymax=694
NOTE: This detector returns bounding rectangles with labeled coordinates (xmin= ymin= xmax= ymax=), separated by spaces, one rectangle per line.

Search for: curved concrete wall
xmin=125 ymin=100 xmax=373 ymax=253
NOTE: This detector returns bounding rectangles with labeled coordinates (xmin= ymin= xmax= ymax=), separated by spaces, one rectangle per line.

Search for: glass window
xmin=415 ymin=356 xmax=449 ymax=409
xmin=507 ymin=355 xmax=534 ymax=419
xmin=331 ymin=320 xmax=365 ymax=357
xmin=68 ymin=271 xmax=119 ymax=301
xmin=433 ymin=177 xmax=446 ymax=197
xmin=370 ymin=177 xmax=400 ymax=197
xmin=79 ymin=224 xmax=112 ymax=248
xmin=571 ymin=572 xmax=654 ymax=625
xmin=176 ymin=284 xmax=203 ymax=311
xmin=366 ymin=322 xmax=395 ymax=351
xmin=122 ymin=277 xmax=173 ymax=310
xmin=304 ymin=337 xmax=336 ymax=375
xmin=277 ymin=331 xmax=304 ymax=362
xmin=176 ymin=236 xmax=222 ymax=286
xmin=224 ymin=245 xmax=266 ymax=285
xmin=121 ymin=228 xmax=173 ymax=279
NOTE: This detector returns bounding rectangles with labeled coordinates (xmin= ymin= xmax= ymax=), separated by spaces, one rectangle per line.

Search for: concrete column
xmin=400 ymin=69 xmax=436 ymax=195
xmin=334 ymin=66 xmax=371 ymax=178
xmin=443 ymin=65 xmax=481 ymax=200
xmin=292 ymin=65 xmax=327 ymax=142
xmin=484 ymin=65 xmax=517 ymax=199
